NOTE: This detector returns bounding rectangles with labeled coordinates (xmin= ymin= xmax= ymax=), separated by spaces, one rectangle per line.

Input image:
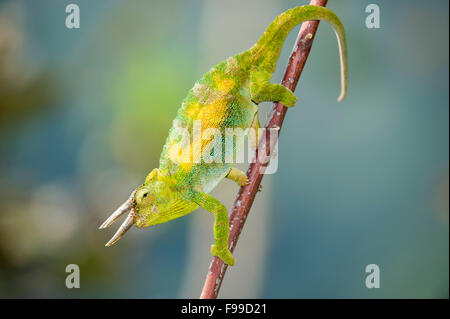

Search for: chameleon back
xmin=159 ymin=55 xmax=257 ymax=193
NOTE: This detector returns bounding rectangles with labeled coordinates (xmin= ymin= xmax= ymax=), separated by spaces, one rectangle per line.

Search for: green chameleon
xmin=99 ymin=5 xmax=347 ymax=266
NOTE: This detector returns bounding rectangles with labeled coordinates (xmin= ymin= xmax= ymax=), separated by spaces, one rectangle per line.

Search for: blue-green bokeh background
xmin=0 ymin=0 xmax=447 ymax=298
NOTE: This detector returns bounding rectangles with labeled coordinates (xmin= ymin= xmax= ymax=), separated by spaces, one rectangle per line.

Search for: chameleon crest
xmin=100 ymin=5 xmax=348 ymax=266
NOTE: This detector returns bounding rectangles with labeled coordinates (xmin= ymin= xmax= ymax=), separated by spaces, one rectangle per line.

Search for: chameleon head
xmin=98 ymin=169 xmax=179 ymax=246
xmin=132 ymin=183 xmax=169 ymax=228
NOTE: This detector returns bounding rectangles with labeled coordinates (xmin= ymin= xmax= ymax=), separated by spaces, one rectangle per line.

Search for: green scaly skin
xmin=125 ymin=5 xmax=348 ymax=266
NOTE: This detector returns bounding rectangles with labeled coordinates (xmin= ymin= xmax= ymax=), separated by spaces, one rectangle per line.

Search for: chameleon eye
xmin=136 ymin=188 xmax=152 ymax=203
xmin=137 ymin=188 xmax=154 ymax=204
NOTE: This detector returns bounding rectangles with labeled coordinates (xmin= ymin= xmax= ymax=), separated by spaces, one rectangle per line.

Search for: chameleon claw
xmin=238 ymin=175 xmax=250 ymax=187
xmin=226 ymin=168 xmax=249 ymax=187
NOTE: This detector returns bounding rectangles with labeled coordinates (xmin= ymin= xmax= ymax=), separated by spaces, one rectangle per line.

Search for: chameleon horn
xmin=99 ymin=189 xmax=136 ymax=229
xmin=104 ymin=209 xmax=136 ymax=247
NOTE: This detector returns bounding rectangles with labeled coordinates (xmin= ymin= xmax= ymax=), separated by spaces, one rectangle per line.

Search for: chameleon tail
xmin=248 ymin=5 xmax=347 ymax=101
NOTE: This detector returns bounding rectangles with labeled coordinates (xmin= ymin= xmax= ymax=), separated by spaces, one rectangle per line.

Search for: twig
xmin=199 ymin=0 xmax=329 ymax=299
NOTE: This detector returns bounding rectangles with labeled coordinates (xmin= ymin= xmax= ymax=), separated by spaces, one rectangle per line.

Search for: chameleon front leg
xmin=250 ymin=70 xmax=298 ymax=107
xmin=188 ymin=191 xmax=235 ymax=266
xmin=226 ymin=167 xmax=249 ymax=186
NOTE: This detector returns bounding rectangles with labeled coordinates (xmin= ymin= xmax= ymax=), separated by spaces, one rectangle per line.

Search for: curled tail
xmin=248 ymin=5 xmax=347 ymax=101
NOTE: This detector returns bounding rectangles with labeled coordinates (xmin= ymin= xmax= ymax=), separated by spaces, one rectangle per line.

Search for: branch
xmin=199 ymin=0 xmax=329 ymax=299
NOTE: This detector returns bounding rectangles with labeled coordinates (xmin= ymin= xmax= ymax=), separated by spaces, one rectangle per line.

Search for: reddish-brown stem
xmin=200 ymin=0 xmax=329 ymax=299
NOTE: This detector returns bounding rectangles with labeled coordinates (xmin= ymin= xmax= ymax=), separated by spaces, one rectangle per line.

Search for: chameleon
xmin=99 ymin=5 xmax=348 ymax=266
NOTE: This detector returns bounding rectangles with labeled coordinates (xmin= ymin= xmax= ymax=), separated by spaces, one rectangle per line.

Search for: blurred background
xmin=0 ymin=0 xmax=447 ymax=298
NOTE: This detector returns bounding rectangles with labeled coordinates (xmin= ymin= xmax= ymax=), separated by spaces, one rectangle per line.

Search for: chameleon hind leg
xmin=189 ymin=191 xmax=235 ymax=266
xmin=250 ymin=70 xmax=298 ymax=107
xmin=226 ymin=167 xmax=249 ymax=186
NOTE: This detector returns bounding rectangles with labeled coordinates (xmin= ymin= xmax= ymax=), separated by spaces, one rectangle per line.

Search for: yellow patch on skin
xmin=168 ymin=141 xmax=194 ymax=170
xmin=179 ymin=162 xmax=194 ymax=170
xmin=214 ymin=75 xmax=235 ymax=94
xmin=185 ymin=101 xmax=203 ymax=119
xmin=198 ymin=97 xmax=228 ymax=127
xmin=170 ymin=96 xmax=230 ymax=171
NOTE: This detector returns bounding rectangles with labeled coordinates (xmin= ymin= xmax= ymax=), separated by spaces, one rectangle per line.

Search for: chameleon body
xmin=100 ymin=5 xmax=348 ymax=266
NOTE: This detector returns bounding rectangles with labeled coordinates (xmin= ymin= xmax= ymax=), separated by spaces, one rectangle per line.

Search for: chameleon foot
xmin=236 ymin=175 xmax=249 ymax=187
xmin=227 ymin=167 xmax=249 ymax=187
xmin=280 ymin=88 xmax=298 ymax=107
xmin=211 ymin=245 xmax=235 ymax=266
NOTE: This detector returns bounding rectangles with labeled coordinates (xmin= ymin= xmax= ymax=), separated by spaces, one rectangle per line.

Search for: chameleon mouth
xmin=134 ymin=205 xmax=159 ymax=228
xmin=99 ymin=189 xmax=137 ymax=246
